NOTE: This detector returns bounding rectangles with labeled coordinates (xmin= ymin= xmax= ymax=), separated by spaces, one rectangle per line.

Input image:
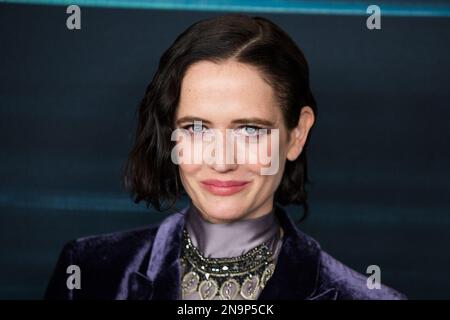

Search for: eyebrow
xmin=175 ymin=116 xmax=275 ymax=127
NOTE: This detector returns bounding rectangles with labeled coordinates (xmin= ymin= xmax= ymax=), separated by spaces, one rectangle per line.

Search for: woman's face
xmin=174 ymin=60 xmax=314 ymax=223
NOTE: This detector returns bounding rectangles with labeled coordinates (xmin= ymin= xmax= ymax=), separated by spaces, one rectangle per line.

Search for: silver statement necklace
xmin=180 ymin=229 xmax=276 ymax=300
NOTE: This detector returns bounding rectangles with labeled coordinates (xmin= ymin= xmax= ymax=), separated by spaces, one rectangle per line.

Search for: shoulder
xmin=316 ymin=249 xmax=407 ymax=300
xmin=45 ymin=210 xmax=187 ymax=299
xmin=63 ymin=223 xmax=160 ymax=260
xmin=67 ymin=209 xmax=186 ymax=257
xmin=45 ymin=222 xmax=162 ymax=299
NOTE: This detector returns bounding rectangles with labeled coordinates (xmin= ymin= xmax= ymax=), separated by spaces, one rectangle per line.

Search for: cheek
xmin=245 ymin=163 xmax=284 ymax=197
xmin=178 ymin=164 xmax=203 ymax=196
xmin=246 ymin=132 xmax=282 ymax=171
xmin=178 ymin=163 xmax=202 ymax=190
xmin=245 ymin=133 xmax=286 ymax=187
xmin=179 ymin=163 xmax=201 ymax=176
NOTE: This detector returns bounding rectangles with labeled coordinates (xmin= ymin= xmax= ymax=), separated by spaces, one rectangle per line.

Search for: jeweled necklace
xmin=180 ymin=229 xmax=276 ymax=300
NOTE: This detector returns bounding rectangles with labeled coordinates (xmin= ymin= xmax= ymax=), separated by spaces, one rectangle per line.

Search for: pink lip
xmin=200 ymin=179 xmax=251 ymax=196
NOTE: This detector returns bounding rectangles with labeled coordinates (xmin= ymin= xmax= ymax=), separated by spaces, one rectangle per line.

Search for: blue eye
xmin=237 ymin=126 xmax=268 ymax=137
xmin=192 ymin=123 xmax=203 ymax=133
xmin=183 ymin=123 xmax=209 ymax=134
xmin=245 ymin=127 xmax=257 ymax=135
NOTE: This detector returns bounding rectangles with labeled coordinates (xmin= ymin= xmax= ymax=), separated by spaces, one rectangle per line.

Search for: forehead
xmin=176 ymin=60 xmax=281 ymax=123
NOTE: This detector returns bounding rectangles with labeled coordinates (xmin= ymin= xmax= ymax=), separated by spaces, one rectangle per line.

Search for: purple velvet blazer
xmin=45 ymin=205 xmax=406 ymax=300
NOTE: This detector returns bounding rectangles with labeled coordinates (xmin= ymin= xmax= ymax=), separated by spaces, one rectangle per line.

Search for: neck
xmin=185 ymin=202 xmax=280 ymax=258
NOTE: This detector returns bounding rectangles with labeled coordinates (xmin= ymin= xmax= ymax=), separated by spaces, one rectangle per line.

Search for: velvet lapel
xmin=125 ymin=207 xmax=188 ymax=300
xmin=258 ymin=205 xmax=337 ymax=300
xmin=124 ymin=204 xmax=337 ymax=300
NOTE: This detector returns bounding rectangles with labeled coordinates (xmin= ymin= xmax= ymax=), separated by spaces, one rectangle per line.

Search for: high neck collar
xmin=185 ymin=202 xmax=280 ymax=258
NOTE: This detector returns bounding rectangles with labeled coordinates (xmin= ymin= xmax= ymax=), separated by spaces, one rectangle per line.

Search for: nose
xmin=205 ymin=128 xmax=238 ymax=173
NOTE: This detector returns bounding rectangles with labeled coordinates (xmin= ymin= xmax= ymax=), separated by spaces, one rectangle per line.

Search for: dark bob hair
xmin=123 ymin=14 xmax=317 ymax=220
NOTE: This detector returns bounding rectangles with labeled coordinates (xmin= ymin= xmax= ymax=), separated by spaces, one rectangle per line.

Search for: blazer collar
xmin=125 ymin=206 xmax=188 ymax=300
xmin=258 ymin=205 xmax=336 ymax=300
xmin=126 ymin=204 xmax=336 ymax=300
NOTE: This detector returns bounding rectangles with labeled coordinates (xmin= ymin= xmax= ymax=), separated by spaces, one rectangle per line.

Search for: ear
xmin=286 ymin=106 xmax=315 ymax=161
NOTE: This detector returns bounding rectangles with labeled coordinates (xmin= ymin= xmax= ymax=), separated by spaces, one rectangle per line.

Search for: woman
xmin=45 ymin=14 xmax=405 ymax=300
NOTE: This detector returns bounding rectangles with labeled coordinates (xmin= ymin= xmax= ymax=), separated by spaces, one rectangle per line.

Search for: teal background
xmin=0 ymin=1 xmax=449 ymax=299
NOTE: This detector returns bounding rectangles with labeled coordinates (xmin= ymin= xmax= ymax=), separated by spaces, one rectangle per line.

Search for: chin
xmin=199 ymin=202 xmax=248 ymax=223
